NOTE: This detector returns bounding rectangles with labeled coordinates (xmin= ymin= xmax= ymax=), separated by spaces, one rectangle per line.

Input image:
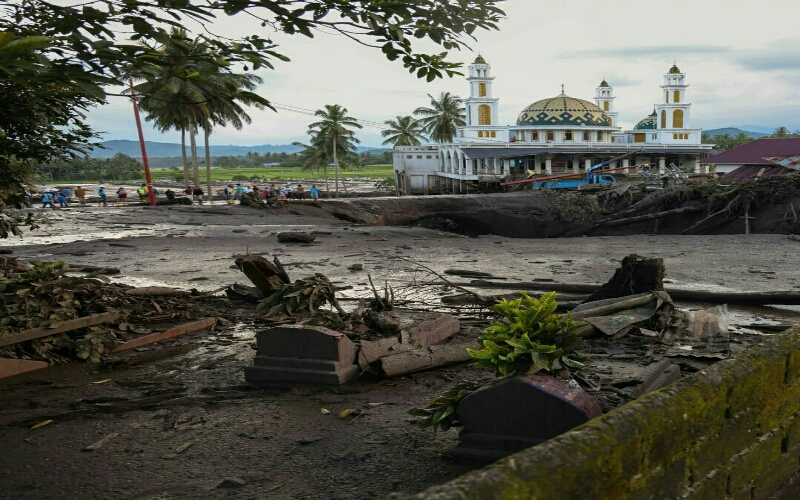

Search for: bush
xmin=231 ymin=174 xmax=249 ymax=181
xmin=374 ymin=176 xmax=395 ymax=191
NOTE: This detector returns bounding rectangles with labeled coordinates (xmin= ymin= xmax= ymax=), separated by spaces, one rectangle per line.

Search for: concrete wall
xmin=401 ymin=326 xmax=800 ymax=500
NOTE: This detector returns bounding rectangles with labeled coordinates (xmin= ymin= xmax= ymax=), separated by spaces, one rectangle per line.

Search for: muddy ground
xmin=1 ymin=199 xmax=800 ymax=500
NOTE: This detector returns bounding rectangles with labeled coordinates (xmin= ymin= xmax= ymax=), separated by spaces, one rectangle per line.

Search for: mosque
xmin=393 ymin=55 xmax=715 ymax=194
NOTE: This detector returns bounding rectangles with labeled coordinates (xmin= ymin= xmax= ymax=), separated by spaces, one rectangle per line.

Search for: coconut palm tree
xmin=413 ymin=92 xmax=465 ymax=143
xmin=307 ymin=104 xmax=362 ymax=197
xmin=772 ymin=126 xmax=790 ymax=138
xmin=381 ymin=116 xmax=426 ymax=147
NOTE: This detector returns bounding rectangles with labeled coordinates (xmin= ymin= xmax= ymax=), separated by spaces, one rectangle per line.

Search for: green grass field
xmin=150 ymin=164 xmax=394 ymax=182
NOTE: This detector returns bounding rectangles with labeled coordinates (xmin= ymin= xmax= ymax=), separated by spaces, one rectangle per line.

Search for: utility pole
xmin=128 ymin=77 xmax=157 ymax=207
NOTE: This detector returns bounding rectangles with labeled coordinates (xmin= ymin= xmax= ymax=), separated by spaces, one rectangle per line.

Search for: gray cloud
xmin=562 ymin=45 xmax=730 ymax=60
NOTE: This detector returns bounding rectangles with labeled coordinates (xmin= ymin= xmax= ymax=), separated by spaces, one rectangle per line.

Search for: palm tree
xmin=307 ymin=104 xmax=362 ymax=197
xmin=772 ymin=126 xmax=790 ymax=138
xmin=200 ymin=71 xmax=269 ymax=200
xmin=413 ymin=92 xmax=465 ymax=143
xmin=381 ymin=116 xmax=426 ymax=147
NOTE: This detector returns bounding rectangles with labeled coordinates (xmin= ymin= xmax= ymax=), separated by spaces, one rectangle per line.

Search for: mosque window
xmin=564 ymin=131 xmax=574 ymax=141
xmin=674 ymin=90 xmax=680 ymax=103
xmin=652 ymin=134 xmax=657 ymax=140
xmin=490 ymin=131 xmax=497 ymax=138
xmin=426 ymin=155 xmax=432 ymax=159
xmin=479 ymin=83 xmax=487 ymax=97
xmin=665 ymin=91 xmax=669 ymax=103
xmin=597 ymin=132 xmax=604 ymax=142
xmin=673 ymin=109 xmax=684 ymax=128
xmin=478 ymin=131 xmax=484 ymax=137
xmin=406 ymin=155 xmax=412 ymax=159
xmin=634 ymin=133 xmax=646 ymax=143
xmin=478 ymin=104 xmax=491 ymax=125
xmin=603 ymin=101 xmax=609 ymax=111
xmin=417 ymin=155 xmax=422 ymax=159
xmin=583 ymin=131 xmax=591 ymax=141
xmin=546 ymin=131 xmax=555 ymax=142
xmin=673 ymin=133 xmax=678 ymax=139
xmin=531 ymin=132 xmax=539 ymax=141
xmin=661 ymin=110 xmax=667 ymax=129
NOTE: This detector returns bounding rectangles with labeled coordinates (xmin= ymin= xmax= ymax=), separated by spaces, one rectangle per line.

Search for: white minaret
xmin=655 ymin=62 xmax=691 ymax=131
xmin=464 ymin=55 xmax=499 ymax=127
xmin=595 ymin=79 xmax=617 ymax=127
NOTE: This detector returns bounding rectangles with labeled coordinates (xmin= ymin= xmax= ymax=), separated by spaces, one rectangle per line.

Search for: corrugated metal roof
xmin=763 ymin=155 xmax=800 ymax=170
xmin=460 ymin=146 xmax=711 ymax=160
xmin=723 ymin=165 xmax=795 ymax=180
xmin=700 ymin=138 xmax=800 ymax=165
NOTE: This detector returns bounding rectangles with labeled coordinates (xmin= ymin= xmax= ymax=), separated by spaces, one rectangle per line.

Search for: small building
xmin=394 ymin=57 xmax=715 ymax=195
xmin=699 ymin=138 xmax=800 ymax=174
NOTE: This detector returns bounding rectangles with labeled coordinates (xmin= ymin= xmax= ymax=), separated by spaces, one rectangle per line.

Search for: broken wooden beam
xmin=112 ymin=318 xmax=216 ymax=352
xmin=0 ymin=358 xmax=49 ymax=380
xmin=125 ymin=287 xmax=188 ymax=297
xmin=0 ymin=311 xmax=122 ymax=348
xmin=234 ymin=254 xmax=289 ymax=296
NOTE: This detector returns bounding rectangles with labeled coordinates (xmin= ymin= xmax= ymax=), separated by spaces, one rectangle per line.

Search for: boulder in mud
xmin=277 ymin=232 xmax=316 ymax=244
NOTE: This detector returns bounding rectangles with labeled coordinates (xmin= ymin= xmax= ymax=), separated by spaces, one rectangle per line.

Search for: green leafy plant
xmin=467 ymin=292 xmax=585 ymax=376
xmin=408 ymin=380 xmax=487 ymax=432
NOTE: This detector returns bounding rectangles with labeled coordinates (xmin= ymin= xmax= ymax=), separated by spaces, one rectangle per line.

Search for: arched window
xmin=490 ymin=131 xmax=497 ymax=138
xmin=478 ymin=83 xmax=487 ymax=97
xmin=673 ymin=109 xmax=684 ymax=128
xmin=478 ymin=131 xmax=484 ymax=137
xmin=603 ymin=101 xmax=609 ymax=111
xmin=673 ymin=133 xmax=678 ymax=139
xmin=478 ymin=104 xmax=491 ymax=125
xmin=661 ymin=110 xmax=667 ymax=129
xmin=666 ymin=91 xmax=669 ymax=103
xmin=674 ymin=90 xmax=680 ymax=103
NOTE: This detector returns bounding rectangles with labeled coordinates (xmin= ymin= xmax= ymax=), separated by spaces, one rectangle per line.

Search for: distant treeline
xmin=39 ymin=150 xmax=393 ymax=181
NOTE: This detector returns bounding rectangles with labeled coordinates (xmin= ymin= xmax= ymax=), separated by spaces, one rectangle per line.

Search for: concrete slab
xmin=359 ymin=313 xmax=460 ymax=368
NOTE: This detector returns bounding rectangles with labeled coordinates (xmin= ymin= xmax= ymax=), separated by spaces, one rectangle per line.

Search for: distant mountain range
xmin=91 ymin=140 xmax=386 ymax=158
xmin=703 ymin=128 xmax=768 ymax=139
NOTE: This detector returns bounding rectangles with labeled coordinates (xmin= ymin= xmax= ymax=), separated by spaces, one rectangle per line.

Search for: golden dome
xmin=669 ymin=63 xmax=681 ymax=74
xmin=517 ymin=92 xmax=610 ymax=127
xmin=474 ymin=54 xmax=487 ymax=65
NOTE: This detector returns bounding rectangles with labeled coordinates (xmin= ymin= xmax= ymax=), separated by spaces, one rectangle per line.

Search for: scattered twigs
xmin=393 ymin=256 xmax=483 ymax=301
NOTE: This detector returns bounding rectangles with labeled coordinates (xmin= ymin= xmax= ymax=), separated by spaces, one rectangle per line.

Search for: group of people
xmin=223 ymin=183 xmax=320 ymax=204
xmin=37 ymin=182 xmax=324 ymax=209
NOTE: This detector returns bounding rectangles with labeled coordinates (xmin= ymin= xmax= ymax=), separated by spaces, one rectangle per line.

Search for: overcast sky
xmin=87 ymin=0 xmax=800 ymax=147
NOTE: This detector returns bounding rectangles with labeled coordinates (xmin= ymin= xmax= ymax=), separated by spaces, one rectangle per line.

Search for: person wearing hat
xmin=97 ymin=185 xmax=107 ymax=206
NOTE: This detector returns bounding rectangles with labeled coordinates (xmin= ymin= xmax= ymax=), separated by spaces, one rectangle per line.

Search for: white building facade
xmin=394 ymin=57 xmax=714 ymax=195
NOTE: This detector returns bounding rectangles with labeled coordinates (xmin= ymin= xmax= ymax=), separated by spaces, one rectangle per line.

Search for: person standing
xmin=74 ymin=186 xmax=87 ymax=205
xmin=97 ymin=186 xmax=107 ymax=206
xmin=55 ymin=191 xmax=69 ymax=207
xmin=41 ymin=191 xmax=54 ymax=208
xmin=235 ymin=183 xmax=244 ymax=199
xmin=310 ymin=185 xmax=319 ymax=200
xmin=296 ymin=184 xmax=305 ymax=200
xmin=193 ymin=186 xmax=204 ymax=204
xmin=61 ymin=186 xmax=73 ymax=202
xmin=136 ymin=184 xmax=148 ymax=203
xmin=165 ymin=189 xmax=175 ymax=201
xmin=116 ymin=187 xmax=128 ymax=205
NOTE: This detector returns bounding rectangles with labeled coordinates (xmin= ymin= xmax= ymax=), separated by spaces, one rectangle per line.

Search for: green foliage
xmin=39 ymin=153 xmax=143 ymax=182
xmin=374 ymin=177 xmax=396 ymax=191
xmin=381 ymin=115 xmax=427 ymax=147
xmin=413 ymin=92 xmax=466 ymax=143
xmin=408 ymin=380 xmax=487 ymax=432
xmin=468 ymin=292 xmax=584 ymax=376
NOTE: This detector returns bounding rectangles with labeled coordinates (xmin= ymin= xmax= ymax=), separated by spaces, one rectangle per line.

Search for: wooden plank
xmin=0 ymin=358 xmax=49 ymax=380
xmin=0 ymin=311 xmax=122 ymax=348
xmin=112 ymin=318 xmax=216 ymax=353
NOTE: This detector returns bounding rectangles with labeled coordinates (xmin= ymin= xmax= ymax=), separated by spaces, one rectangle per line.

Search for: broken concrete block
xmin=451 ymin=374 xmax=602 ymax=462
xmin=245 ymin=326 xmax=359 ymax=386
xmin=584 ymin=254 xmax=665 ymax=303
xmin=358 ymin=313 xmax=460 ymax=367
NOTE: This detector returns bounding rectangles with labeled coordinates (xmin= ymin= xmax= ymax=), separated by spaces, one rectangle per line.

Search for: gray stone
xmin=216 ymin=477 xmax=247 ymax=489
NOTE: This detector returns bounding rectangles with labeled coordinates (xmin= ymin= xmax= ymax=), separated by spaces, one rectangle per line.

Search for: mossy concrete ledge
xmin=401 ymin=326 xmax=800 ymax=500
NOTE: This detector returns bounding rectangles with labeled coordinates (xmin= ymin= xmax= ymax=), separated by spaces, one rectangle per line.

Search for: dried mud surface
xmin=1 ymin=200 xmax=799 ymax=499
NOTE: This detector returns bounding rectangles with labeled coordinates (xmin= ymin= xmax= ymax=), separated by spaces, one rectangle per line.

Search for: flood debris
xmin=276 ymin=232 xmax=316 ymax=244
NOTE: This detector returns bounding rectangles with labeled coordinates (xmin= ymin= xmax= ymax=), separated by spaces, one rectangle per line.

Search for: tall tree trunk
xmin=181 ymin=128 xmax=190 ymax=187
xmin=323 ymin=164 xmax=329 ymax=197
xmin=204 ymin=124 xmax=212 ymax=202
xmin=333 ymin=135 xmax=339 ymax=198
xmin=189 ymin=118 xmax=200 ymax=190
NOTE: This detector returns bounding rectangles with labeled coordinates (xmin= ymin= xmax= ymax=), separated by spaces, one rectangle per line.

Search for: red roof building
xmin=700 ymin=138 xmax=800 ymax=174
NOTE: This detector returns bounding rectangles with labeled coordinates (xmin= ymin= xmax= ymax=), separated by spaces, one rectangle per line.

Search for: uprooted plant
xmin=410 ymin=292 xmax=586 ymax=432
xmin=467 ymin=291 xmax=585 ymax=376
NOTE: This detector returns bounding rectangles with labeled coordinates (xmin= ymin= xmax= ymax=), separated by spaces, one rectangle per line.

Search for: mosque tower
xmin=464 ymin=55 xmax=499 ymax=129
xmin=595 ymin=80 xmax=618 ymax=127
xmin=655 ymin=62 xmax=691 ymax=132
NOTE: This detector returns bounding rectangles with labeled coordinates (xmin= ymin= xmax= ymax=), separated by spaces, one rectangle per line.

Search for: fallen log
xmin=0 ymin=358 xmax=50 ymax=380
xmin=441 ymin=291 xmax=587 ymax=310
xmin=0 ymin=311 xmax=122 ymax=348
xmin=597 ymin=204 xmax=703 ymax=227
xmin=234 ymin=254 xmax=289 ymax=296
xmin=125 ymin=287 xmax=188 ymax=297
xmin=378 ymin=337 xmax=476 ymax=378
xmin=790 ymin=235 xmax=800 ymax=242
xmin=454 ymin=281 xmax=800 ymax=306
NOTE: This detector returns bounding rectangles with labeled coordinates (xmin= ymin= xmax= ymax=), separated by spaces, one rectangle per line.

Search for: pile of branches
xmin=0 ymin=257 xmax=227 ymax=363
xmin=541 ymin=190 xmax=603 ymax=223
